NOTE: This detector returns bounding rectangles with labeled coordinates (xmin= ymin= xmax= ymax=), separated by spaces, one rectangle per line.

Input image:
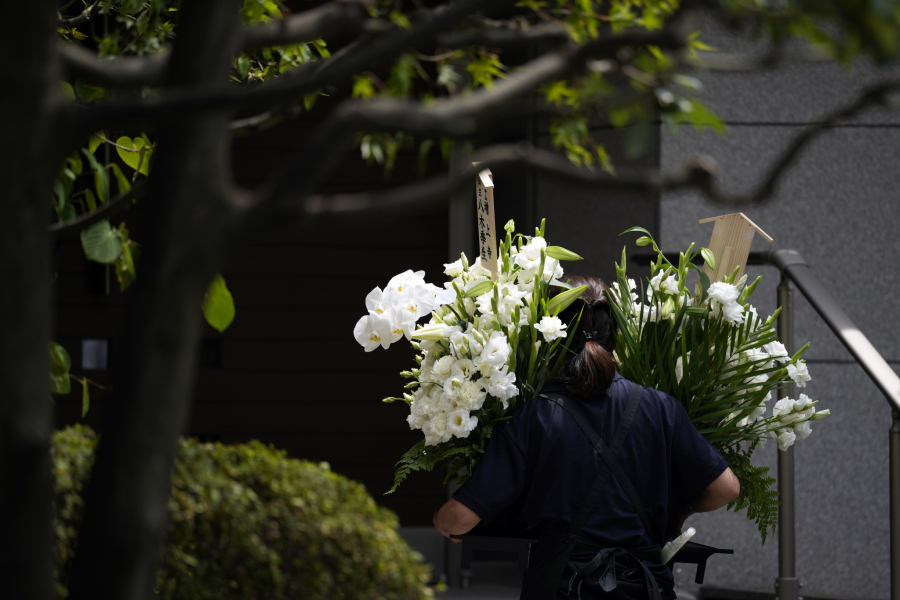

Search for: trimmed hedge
xmin=52 ymin=425 xmax=434 ymax=599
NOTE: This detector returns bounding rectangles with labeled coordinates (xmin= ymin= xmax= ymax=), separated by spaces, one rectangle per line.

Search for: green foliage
xmin=389 ymin=221 xmax=585 ymax=493
xmin=606 ymin=229 xmax=828 ymax=543
xmin=202 ymin=274 xmax=236 ymax=333
xmin=721 ymin=446 xmax=779 ymax=545
xmin=52 ymin=425 xmax=435 ymax=600
xmin=48 ymin=342 xmax=72 ymax=395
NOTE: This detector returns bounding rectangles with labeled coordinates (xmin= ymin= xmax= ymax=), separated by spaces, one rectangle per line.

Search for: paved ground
xmin=433 ymin=560 xmax=699 ymax=600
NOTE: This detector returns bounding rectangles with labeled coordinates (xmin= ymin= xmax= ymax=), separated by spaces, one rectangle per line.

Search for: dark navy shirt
xmin=455 ymin=374 xmax=728 ymax=586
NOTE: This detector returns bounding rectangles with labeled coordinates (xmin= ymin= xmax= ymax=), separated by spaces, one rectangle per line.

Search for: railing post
xmin=891 ymin=409 xmax=900 ymax=600
xmin=776 ymin=274 xmax=800 ymax=600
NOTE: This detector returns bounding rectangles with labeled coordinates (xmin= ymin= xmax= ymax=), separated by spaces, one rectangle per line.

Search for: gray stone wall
xmin=660 ymin=17 xmax=900 ymax=600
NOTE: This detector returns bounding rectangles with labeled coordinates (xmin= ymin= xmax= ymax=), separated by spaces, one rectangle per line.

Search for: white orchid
xmin=353 ymin=313 xmax=393 ymax=352
xmin=365 ymin=287 xmax=390 ymax=316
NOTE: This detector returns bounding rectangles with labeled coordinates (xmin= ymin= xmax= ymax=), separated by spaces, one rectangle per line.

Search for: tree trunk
xmin=0 ymin=3 xmax=63 ymax=599
xmin=68 ymin=2 xmax=241 ymax=598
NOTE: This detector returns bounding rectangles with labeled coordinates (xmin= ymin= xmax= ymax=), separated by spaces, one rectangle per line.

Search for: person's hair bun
xmin=552 ymin=276 xmax=617 ymax=396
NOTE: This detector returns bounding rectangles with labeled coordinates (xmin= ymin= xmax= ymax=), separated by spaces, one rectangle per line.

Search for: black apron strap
xmin=520 ymin=382 xmax=652 ymax=600
xmin=544 ymin=382 xmax=659 ymax=545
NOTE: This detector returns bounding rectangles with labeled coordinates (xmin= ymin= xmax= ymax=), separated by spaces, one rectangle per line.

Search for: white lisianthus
xmin=456 ymin=380 xmax=488 ymax=411
xmin=480 ymin=366 xmax=518 ymax=408
xmin=611 ymin=279 xmax=639 ymax=303
xmin=764 ymin=341 xmax=789 ymax=362
xmin=443 ymin=259 xmax=464 ymax=277
xmin=776 ymin=428 xmax=797 ymax=451
xmin=469 ymin=257 xmax=493 ymax=278
xmin=787 ymin=361 xmax=811 ymax=387
xmin=721 ymin=301 xmax=746 ymax=324
xmin=431 ymin=355 xmax=456 ymax=381
xmin=451 ymin=358 xmax=477 ymax=380
xmin=476 ymin=331 xmax=511 ymax=369
xmin=515 ymin=237 xmax=547 ymax=270
xmin=661 ymin=276 xmax=680 ymax=296
xmin=772 ymin=398 xmax=794 ymax=418
xmin=675 ymin=355 xmax=684 ymax=384
xmin=747 ymin=373 xmax=769 ymax=394
xmin=423 ymin=413 xmax=450 ymax=446
xmin=534 ymin=316 xmax=567 ymax=341
xmin=707 ymin=282 xmax=740 ymax=305
xmin=447 ymin=409 xmax=478 ymax=438
xmin=542 ymin=258 xmax=564 ymax=283
xmin=353 ymin=313 xmax=393 ymax=351
xmin=793 ymin=421 xmax=812 ymax=439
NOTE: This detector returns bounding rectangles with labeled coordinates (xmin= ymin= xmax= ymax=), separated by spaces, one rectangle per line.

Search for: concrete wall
xmin=660 ymin=17 xmax=900 ymax=600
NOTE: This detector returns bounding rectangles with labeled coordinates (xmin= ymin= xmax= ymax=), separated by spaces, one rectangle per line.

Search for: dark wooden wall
xmin=53 ymin=117 xmax=451 ymax=526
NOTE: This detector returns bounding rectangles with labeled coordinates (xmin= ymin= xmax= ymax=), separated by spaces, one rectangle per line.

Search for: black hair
xmin=552 ymin=275 xmax=617 ymax=397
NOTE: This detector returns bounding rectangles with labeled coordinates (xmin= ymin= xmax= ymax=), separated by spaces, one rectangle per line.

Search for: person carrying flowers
xmin=432 ymin=275 xmax=741 ymax=600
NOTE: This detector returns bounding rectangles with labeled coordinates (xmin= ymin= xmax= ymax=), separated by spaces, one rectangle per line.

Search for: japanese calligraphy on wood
xmin=699 ymin=213 xmax=773 ymax=283
xmin=475 ymin=166 xmax=498 ymax=278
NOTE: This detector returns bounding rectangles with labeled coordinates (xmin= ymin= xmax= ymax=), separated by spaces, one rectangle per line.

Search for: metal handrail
xmin=760 ymin=249 xmax=900 ymax=600
xmin=631 ymin=248 xmax=900 ymax=600
xmin=762 ymin=249 xmax=900 ymax=411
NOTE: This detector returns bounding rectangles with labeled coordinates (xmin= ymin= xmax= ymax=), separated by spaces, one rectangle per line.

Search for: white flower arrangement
xmin=354 ymin=220 xmax=588 ymax=492
xmin=606 ymin=227 xmax=830 ymax=543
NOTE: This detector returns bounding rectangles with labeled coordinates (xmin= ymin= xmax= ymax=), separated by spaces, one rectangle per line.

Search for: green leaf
xmin=545 ymin=246 xmax=583 ymax=261
xmin=108 ymin=163 xmax=131 ymax=195
xmin=49 ymin=342 xmax=72 ymax=395
xmin=114 ymin=242 xmax=139 ymax=292
xmin=464 ymin=281 xmax=494 ymax=298
xmin=625 ymin=117 xmax=652 ymax=159
xmin=88 ymin=132 xmax=105 ymax=154
xmin=81 ymin=379 xmax=90 ymax=418
xmin=80 ymin=220 xmax=123 ymax=264
xmin=202 ymin=273 xmax=235 ymax=333
xmin=84 ymin=189 xmax=97 ymax=212
xmin=61 ymin=82 xmax=75 ymax=99
xmin=75 ymin=81 xmax=105 ymax=103
xmin=547 ymin=285 xmax=588 ymax=314
xmin=116 ymin=137 xmax=152 ymax=175
xmin=49 ymin=342 xmax=71 ymax=375
xmin=237 ymin=55 xmax=251 ymax=80
xmin=701 ymin=247 xmax=716 ymax=270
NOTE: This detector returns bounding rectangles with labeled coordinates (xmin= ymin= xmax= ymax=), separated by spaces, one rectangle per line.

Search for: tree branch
xmin=48 ymin=180 xmax=148 ymax=240
xmin=58 ymin=1 xmax=97 ymax=27
xmin=240 ymin=0 xmax=371 ymax=50
xmin=59 ymin=44 xmax=171 ymax=88
xmin=261 ymin=142 xmax=713 ymax=226
xmin=61 ymin=0 xmax=374 ymax=88
xmin=706 ymin=79 xmax=900 ymax=204
xmin=244 ymin=23 xmax=686 ymax=217
xmin=436 ymin=23 xmax=570 ymax=50
xmin=263 ymin=80 xmax=900 ymax=225
xmin=63 ymin=0 xmax=520 ymax=138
